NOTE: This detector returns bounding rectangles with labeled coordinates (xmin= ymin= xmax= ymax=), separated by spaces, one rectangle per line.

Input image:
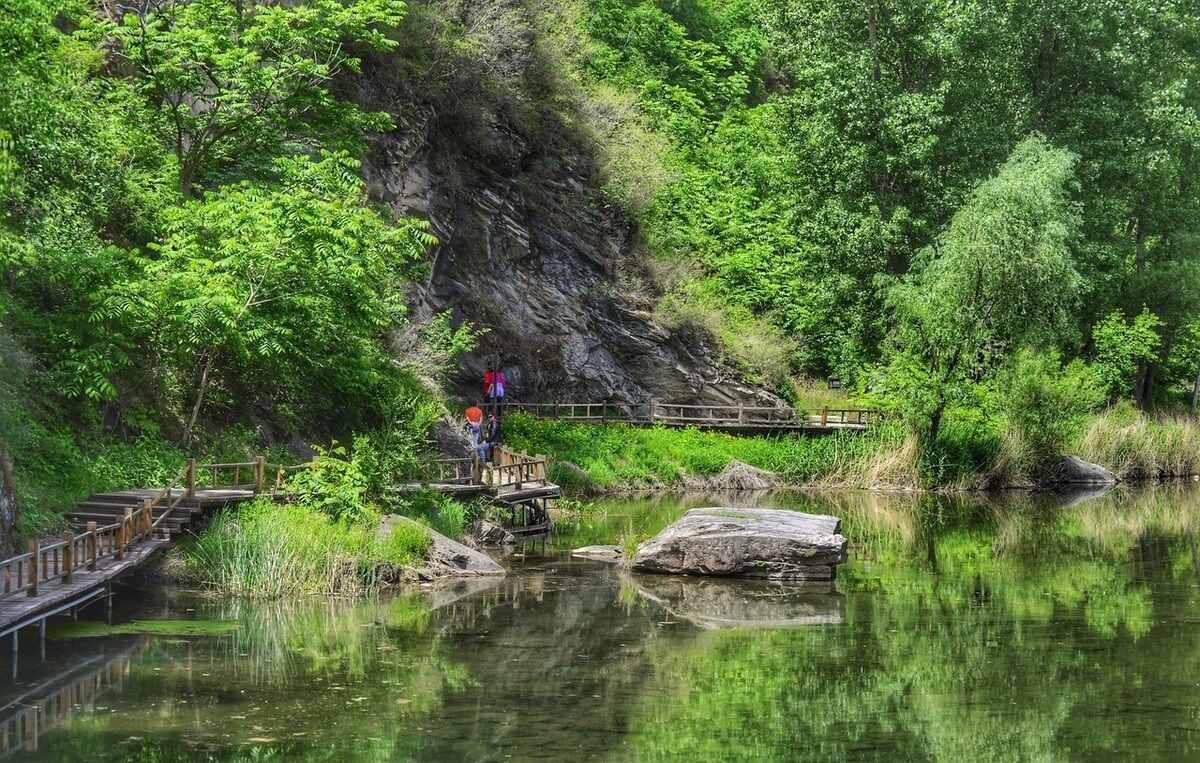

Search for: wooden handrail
xmin=0 ymin=452 xmax=317 ymax=602
xmin=499 ymin=400 xmax=882 ymax=428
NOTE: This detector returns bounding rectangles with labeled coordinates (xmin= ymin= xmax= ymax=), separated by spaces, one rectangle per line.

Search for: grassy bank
xmin=502 ymin=413 xmax=928 ymax=492
xmin=181 ymin=499 xmax=432 ymax=598
xmin=503 ymin=408 xmax=1200 ymax=493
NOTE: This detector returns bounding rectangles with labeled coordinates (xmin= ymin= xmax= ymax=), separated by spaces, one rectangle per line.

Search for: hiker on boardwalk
xmin=484 ymin=413 xmax=502 ymax=459
xmin=464 ymin=407 xmax=485 ymax=462
xmin=483 ymin=362 xmax=506 ymax=415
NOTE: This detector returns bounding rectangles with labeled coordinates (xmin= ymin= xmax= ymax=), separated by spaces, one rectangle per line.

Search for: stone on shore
xmin=1046 ymin=455 xmax=1118 ymax=485
xmin=632 ymin=507 xmax=847 ymax=580
xmin=379 ymin=515 xmax=506 ymax=578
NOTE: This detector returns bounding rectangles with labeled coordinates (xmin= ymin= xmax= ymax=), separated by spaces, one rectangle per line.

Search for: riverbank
xmin=13 ymin=483 xmax=1200 ymax=760
xmin=503 ymin=407 xmax=1200 ymax=495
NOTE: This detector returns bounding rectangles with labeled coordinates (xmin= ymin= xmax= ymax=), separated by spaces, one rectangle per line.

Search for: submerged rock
xmin=634 ymin=575 xmax=844 ymax=626
xmin=1046 ymin=456 xmax=1118 ymax=485
xmin=379 ymin=515 xmax=506 ymax=578
xmin=571 ymin=545 xmax=623 ymax=562
xmin=632 ymin=507 xmax=847 ymax=580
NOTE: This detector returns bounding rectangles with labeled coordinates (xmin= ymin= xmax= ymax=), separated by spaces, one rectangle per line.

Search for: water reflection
xmin=7 ymin=485 xmax=1200 ymax=760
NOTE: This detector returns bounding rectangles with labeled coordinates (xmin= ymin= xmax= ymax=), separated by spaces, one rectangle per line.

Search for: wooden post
xmin=820 ymin=407 xmax=828 ymax=427
xmin=27 ymin=541 xmax=38 ymax=597
xmin=87 ymin=522 xmax=97 ymax=570
xmin=62 ymin=531 xmax=74 ymax=583
xmin=117 ymin=508 xmax=132 ymax=560
xmin=254 ymin=456 xmax=265 ymax=494
xmin=649 ymin=398 xmax=657 ymax=422
xmin=185 ymin=459 xmax=196 ymax=497
xmin=141 ymin=499 xmax=152 ymax=539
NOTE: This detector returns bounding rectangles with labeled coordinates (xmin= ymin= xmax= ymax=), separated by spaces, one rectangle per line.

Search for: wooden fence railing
xmin=483 ymin=446 xmax=548 ymax=490
xmin=1 ymin=455 xmax=313 ymax=603
xmin=498 ymin=401 xmax=883 ymax=428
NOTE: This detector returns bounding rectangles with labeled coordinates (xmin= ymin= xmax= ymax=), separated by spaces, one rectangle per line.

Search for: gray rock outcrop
xmin=632 ymin=507 xmax=848 ymax=581
xmin=1045 ymin=456 xmax=1118 ymax=485
xmin=682 ymin=459 xmax=778 ymax=491
xmin=378 ymin=515 xmax=506 ymax=578
xmin=351 ymin=11 xmax=776 ymax=407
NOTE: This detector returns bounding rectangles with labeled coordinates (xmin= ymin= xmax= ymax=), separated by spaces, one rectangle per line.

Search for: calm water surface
xmin=5 ymin=487 xmax=1200 ymax=761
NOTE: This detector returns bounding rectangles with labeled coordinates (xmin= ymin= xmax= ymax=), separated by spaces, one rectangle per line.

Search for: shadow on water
xmin=7 ymin=483 xmax=1200 ymax=760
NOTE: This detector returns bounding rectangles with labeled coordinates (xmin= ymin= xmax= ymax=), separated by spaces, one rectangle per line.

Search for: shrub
xmin=995 ymin=350 xmax=1104 ymax=477
xmin=1093 ymin=309 xmax=1162 ymax=401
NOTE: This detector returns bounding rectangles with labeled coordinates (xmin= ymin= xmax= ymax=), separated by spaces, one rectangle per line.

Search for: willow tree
xmin=884 ymin=136 xmax=1082 ymax=440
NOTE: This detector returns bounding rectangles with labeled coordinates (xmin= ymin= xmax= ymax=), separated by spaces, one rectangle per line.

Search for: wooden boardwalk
xmin=395 ymin=447 xmax=560 ymax=536
xmin=1 ymin=458 xmax=278 ymax=662
xmin=499 ymin=401 xmax=882 ymax=432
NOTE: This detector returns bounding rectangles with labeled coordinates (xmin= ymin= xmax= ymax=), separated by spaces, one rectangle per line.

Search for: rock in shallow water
xmin=632 ymin=507 xmax=847 ymax=580
xmin=1046 ymin=455 xmax=1118 ymax=485
xmin=379 ymin=515 xmax=506 ymax=578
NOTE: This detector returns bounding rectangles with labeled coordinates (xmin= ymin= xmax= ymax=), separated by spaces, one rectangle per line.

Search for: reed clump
xmin=1075 ymin=407 xmax=1200 ymax=479
xmin=182 ymin=499 xmax=431 ymax=598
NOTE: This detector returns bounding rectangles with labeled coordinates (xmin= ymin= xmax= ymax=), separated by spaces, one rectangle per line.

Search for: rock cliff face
xmin=352 ymin=3 xmax=775 ymax=407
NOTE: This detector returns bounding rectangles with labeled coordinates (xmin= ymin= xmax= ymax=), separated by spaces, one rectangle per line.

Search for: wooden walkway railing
xmin=498 ymin=401 xmax=883 ymax=430
xmin=1 ymin=455 xmax=292 ymax=604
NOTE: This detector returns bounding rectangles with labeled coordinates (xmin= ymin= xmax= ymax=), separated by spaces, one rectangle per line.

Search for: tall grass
xmin=503 ymin=414 xmax=922 ymax=491
xmin=1075 ymin=407 xmax=1200 ymax=479
xmin=182 ymin=499 xmax=430 ymax=598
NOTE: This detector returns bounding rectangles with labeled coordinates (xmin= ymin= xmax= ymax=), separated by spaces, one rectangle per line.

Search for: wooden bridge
xmin=0 ymin=457 xmax=294 ymax=669
xmin=498 ymin=401 xmax=883 ymax=432
xmin=396 ymin=446 xmax=561 ymax=538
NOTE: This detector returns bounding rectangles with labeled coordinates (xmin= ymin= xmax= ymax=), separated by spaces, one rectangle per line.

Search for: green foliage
xmin=1093 ymin=309 xmax=1164 ymax=401
xmin=286 ymin=443 xmax=375 ymax=524
xmin=135 ymin=151 xmax=434 ymax=439
xmin=93 ymin=0 xmax=406 ymax=196
xmin=883 ymin=137 xmax=1081 ymax=439
xmin=996 ymin=350 xmax=1104 ymax=475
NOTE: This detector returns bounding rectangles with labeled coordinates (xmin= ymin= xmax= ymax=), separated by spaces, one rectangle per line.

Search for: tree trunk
xmin=1192 ymin=367 xmax=1200 ymax=414
xmin=181 ymin=350 xmax=214 ymax=447
xmin=0 ymin=447 xmax=16 ymax=557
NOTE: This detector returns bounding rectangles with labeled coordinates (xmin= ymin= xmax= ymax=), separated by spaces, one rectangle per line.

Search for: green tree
xmin=129 ymin=152 xmax=434 ymax=443
xmin=97 ymin=0 xmax=406 ymax=196
xmin=1092 ymin=309 xmax=1164 ymax=403
xmin=997 ymin=349 xmax=1103 ymax=474
xmin=884 ymin=136 xmax=1081 ymax=440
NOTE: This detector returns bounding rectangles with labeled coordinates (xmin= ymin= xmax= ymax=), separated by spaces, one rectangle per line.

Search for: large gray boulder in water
xmin=632 ymin=508 xmax=847 ymax=581
xmin=1046 ymin=455 xmax=1118 ymax=485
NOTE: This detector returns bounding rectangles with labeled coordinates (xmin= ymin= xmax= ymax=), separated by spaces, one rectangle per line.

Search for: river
xmin=5 ymin=486 xmax=1200 ymax=761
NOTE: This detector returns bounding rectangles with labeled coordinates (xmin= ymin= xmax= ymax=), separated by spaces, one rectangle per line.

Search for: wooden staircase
xmin=65 ymin=490 xmax=205 ymax=539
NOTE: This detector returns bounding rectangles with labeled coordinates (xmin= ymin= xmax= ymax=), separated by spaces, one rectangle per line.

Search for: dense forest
xmin=3 ymin=0 xmax=1200 ymax=548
